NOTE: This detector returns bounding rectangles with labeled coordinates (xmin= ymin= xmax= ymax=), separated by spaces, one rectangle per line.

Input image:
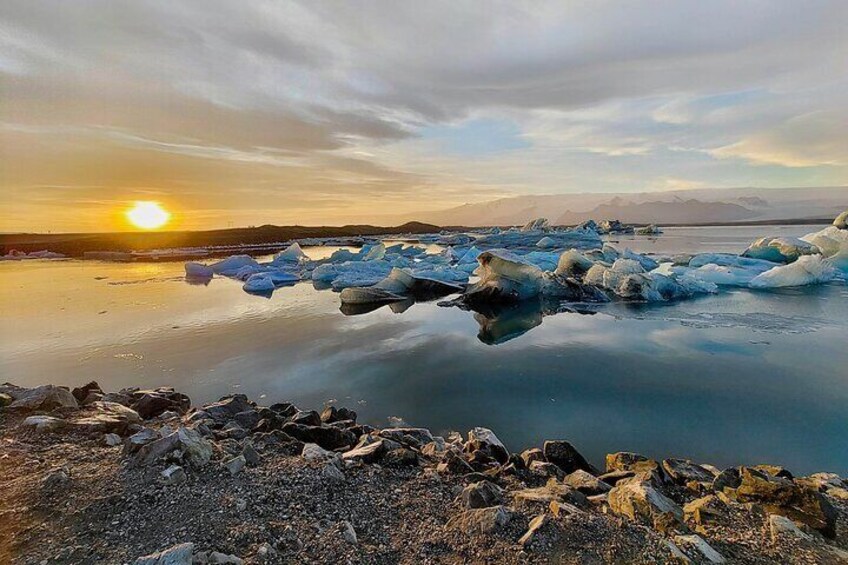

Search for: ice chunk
xmin=536 ymin=236 xmax=557 ymax=248
xmin=834 ymin=209 xmax=847 ymax=229
xmin=208 ymin=255 xmax=260 ymax=275
xmin=185 ymin=262 xmax=214 ymax=278
xmin=586 ymin=263 xmax=715 ymax=301
xmin=555 ymin=249 xmax=595 ymax=278
xmin=339 ymin=268 xmax=463 ymax=305
xmin=636 ymin=224 xmax=662 ymax=235
xmin=688 ymin=253 xmax=776 ymax=270
xmin=611 ymin=258 xmax=645 ymax=274
xmin=801 ymin=226 xmax=848 ymax=257
xmin=457 ymin=246 xmax=482 ymax=264
xmin=742 ymin=237 xmax=819 ymax=263
xmin=312 ymin=260 xmax=393 ymax=290
xmin=521 ymin=218 xmax=550 ymax=232
xmin=749 ymin=255 xmax=837 ymax=288
xmin=688 ymin=264 xmax=763 ymax=286
xmin=521 ymin=251 xmax=561 ymax=271
xmin=361 ymin=243 xmax=386 ymax=261
xmin=243 ymin=274 xmax=276 ymax=293
xmin=271 ymin=242 xmax=309 ymax=263
xmin=622 ymin=248 xmax=659 ymax=271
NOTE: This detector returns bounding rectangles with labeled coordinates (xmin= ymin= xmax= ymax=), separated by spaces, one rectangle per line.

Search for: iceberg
xmin=688 ymin=253 xmax=776 ymax=270
xmin=801 ymin=226 xmax=848 ymax=258
xmin=271 ymin=242 xmax=309 ymax=264
xmin=339 ymin=268 xmax=464 ymax=305
xmin=185 ymin=262 xmax=214 ymax=278
xmin=742 ymin=237 xmax=819 ymax=263
xmin=311 ymin=261 xmax=393 ymax=290
xmin=242 ymin=274 xmax=277 ymax=293
xmin=585 ymin=260 xmax=716 ymax=301
xmin=207 ymin=255 xmax=260 ymax=276
xmin=749 ymin=255 xmax=837 ymax=289
xmin=622 ymin=248 xmax=659 ymax=271
xmin=536 ymin=236 xmax=557 ymax=249
xmin=636 ymin=224 xmax=662 ymax=235
xmin=834 ymin=209 xmax=847 ymax=230
xmin=554 ymin=249 xmax=595 ymax=278
xmin=521 ymin=218 xmax=550 ymax=232
xmin=457 ymin=246 xmax=482 ymax=264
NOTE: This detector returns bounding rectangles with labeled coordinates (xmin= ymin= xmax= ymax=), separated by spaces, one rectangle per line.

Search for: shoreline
xmin=1 ymin=382 xmax=846 ymax=564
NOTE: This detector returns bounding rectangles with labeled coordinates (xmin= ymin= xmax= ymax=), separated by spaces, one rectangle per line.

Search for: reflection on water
xmin=2 ymin=226 xmax=847 ymax=475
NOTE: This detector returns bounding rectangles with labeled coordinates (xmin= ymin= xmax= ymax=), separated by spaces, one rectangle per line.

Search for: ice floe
xmin=749 ymin=255 xmax=837 ymax=289
xmin=742 ymin=236 xmax=819 ymax=263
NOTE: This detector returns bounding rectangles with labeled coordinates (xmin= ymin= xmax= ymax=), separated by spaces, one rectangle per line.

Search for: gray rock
xmin=103 ymin=433 xmax=122 ymax=446
xmin=768 ymin=513 xmax=810 ymax=541
xmin=342 ymin=438 xmax=388 ymax=464
xmin=41 ymin=467 xmax=71 ymax=491
xmin=8 ymin=385 xmax=78 ymax=412
xmin=341 ymin=521 xmax=357 ymax=544
xmin=241 ymin=442 xmax=261 ymax=467
xmin=134 ymin=542 xmax=194 ymax=565
xmin=377 ymin=427 xmax=434 ymax=449
xmin=520 ymin=448 xmax=545 ymax=467
xmin=662 ymin=458 xmax=715 ymax=485
xmin=605 ymin=452 xmax=648 ymax=472
xmin=712 ymin=467 xmax=741 ymax=492
xmin=233 ymin=409 xmax=260 ymax=430
xmin=465 ymin=427 xmax=508 ymax=464
xmin=133 ymin=426 xmax=213 ymax=468
xmin=446 ymin=505 xmax=512 ymax=534
xmin=290 ymin=410 xmax=322 ymax=427
xmin=202 ymin=395 xmax=253 ymax=423
xmin=607 ymin=481 xmax=683 ymax=524
xmin=21 ymin=415 xmax=66 ymax=433
xmin=207 ymin=551 xmax=244 ymax=564
xmin=529 ymin=460 xmax=565 ymax=480
xmin=459 ymin=481 xmax=504 ymax=509
xmin=674 ymin=534 xmax=726 ymax=563
xmin=161 ymin=464 xmax=187 ymax=485
xmin=225 ymin=455 xmax=246 ymax=476
xmin=301 ymin=442 xmax=336 ymax=461
xmin=320 ymin=405 xmax=357 ymax=423
xmin=321 ymin=462 xmax=346 ymax=484
xmin=125 ymin=428 xmax=159 ymax=453
xmin=564 ymin=469 xmax=612 ymax=495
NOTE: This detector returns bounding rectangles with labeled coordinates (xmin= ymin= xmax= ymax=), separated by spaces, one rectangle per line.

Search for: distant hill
xmin=0 ymin=221 xmax=442 ymax=257
xmin=417 ymin=186 xmax=847 ymax=227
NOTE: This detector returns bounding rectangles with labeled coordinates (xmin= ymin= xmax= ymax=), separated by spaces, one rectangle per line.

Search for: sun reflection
xmin=127 ymin=201 xmax=170 ymax=230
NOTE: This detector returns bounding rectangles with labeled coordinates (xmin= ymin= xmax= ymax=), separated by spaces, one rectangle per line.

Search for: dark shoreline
xmin=1 ymin=382 xmax=846 ymax=563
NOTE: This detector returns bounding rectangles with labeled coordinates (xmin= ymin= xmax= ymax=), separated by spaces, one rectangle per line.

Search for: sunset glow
xmin=126 ymin=202 xmax=170 ymax=230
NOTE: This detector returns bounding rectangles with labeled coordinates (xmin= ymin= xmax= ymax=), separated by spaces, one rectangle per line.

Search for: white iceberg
xmin=536 ymin=236 xmax=557 ymax=248
xmin=742 ymin=237 xmax=819 ymax=263
xmin=688 ymin=253 xmax=777 ymax=270
xmin=339 ymin=268 xmax=463 ymax=305
xmin=834 ymin=209 xmax=847 ymax=230
xmin=457 ymin=246 xmax=482 ymax=264
xmin=185 ymin=262 xmax=214 ymax=278
xmin=801 ymin=226 xmax=848 ymax=257
xmin=271 ymin=242 xmax=309 ymax=264
xmin=312 ymin=261 xmax=393 ymax=290
xmin=749 ymin=255 xmax=837 ymax=289
xmin=207 ymin=255 xmax=260 ymax=276
xmin=521 ymin=218 xmax=549 ymax=232
xmin=555 ymin=249 xmax=595 ymax=278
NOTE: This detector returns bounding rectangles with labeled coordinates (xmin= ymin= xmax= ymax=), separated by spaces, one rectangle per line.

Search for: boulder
xmin=342 ymin=438 xmax=389 ymax=464
xmin=543 ymin=440 xmax=597 ymax=475
xmin=683 ymin=495 xmax=724 ymax=526
xmin=529 ymin=461 xmax=565 ymax=480
xmin=607 ymin=482 xmax=683 ymax=525
xmin=290 ymin=410 xmax=321 ymax=427
xmin=22 ymin=415 xmax=66 ymax=433
xmin=320 ymin=405 xmax=357 ymax=424
xmin=511 ymin=479 xmax=587 ymax=507
xmin=161 ymin=465 xmax=187 ymax=486
xmin=8 ymin=385 xmax=78 ymax=412
xmin=673 ymin=534 xmax=726 ymax=563
xmin=378 ymin=427 xmax=435 ymax=449
xmin=768 ymin=514 xmax=810 ymax=541
xmin=132 ymin=390 xmax=190 ymax=419
xmin=103 ymin=433 xmax=122 ymax=446
xmin=436 ymin=451 xmax=474 ymax=475
xmin=662 ymin=458 xmax=715 ymax=485
xmin=133 ymin=426 xmax=213 ymax=468
xmin=734 ymin=467 xmax=836 ymax=537
xmin=383 ymin=448 xmax=420 ymax=467
xmin=446 ymin=505 xmax=512 ymax=534
xmin=301 ymin=443 xmax=336 ymax=461
xmin=605 ymin=452 xmax=648 ymax=472
xmin=134 ymin=542 xmax=194 ymax=565
xmin=280 ymin=423 xmax=355 ymax=450
xmin=465 ymin=427 xmax=509 ymax=464
xmin=0 ymin=392 xmax=12 ymax=407
xmin=520 ymin=448 xmax=545 ymax=467
xmin=70 ymin=401 xmax=142 ymax=435
xmin=71 ymin=381 xmax=103 ymax=404
xmin=564 ymin=469 xmax=612 ymax=496
xmin=712 ymin=467 xmax=741 ymax=492
xmin=459 ymin=481 xmax=504 ymax=509
xmin=225 ymin=455 xmax=246 ymax=476
xmin=202 ymin=395 xmax=253 ymax=423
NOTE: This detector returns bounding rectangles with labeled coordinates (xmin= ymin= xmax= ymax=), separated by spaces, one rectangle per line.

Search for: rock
xmin=564 ymin=469 xmax=612 ymax=496
xmin=340 ymin=521 xmax=357 ymax=544
xmin=528 ymin=461 xmax=565 ymax=480
xmin=518 ymin=514 xmax=550 ymax=547
xmin=511 ymin=479 xmax=586 ymax=508
xmin=8 ymin=385 xmax=78 ymax=412
xmin=225 ymin=455 xmax=246 ymax=476
xmin=125 ymin=428 xmax=160 ymax=453
xmin=608 ymin=481 xmax=683 ymax=525
xmin=41 ymin=467 xmax=71 ymax=491
xmin=320 ymin=406 xmax=357 ymax=424
xmin=21 ymin=415 xmax=66 ymax=433
xmin=683 ymin=495 xmax=724 ymax=526
xmin=673 ymin=534 xmax=726 ymax=563
xmin=321 ymin=462 xmax=346 ymax=484
xmin=465 ymin=427 xmax=509 ymax=463
xmin=207 ymin=552 xmax=243 ymax=564
xmin=520 ymin=448 xmax=545 ymax=467
xmin=103 ymin=433 xmax=122 ymax=446
xmin=134 ymin=542 xmax=194 ymax=565
xmin=768 ymin=514 xmax=810 ymax=541
xmin=735 ymin=467 xmax=836 ymax=538
xmin=341 ymin=438 xmax=388 ymax=464
xmin=752 ymin=464 xmax=794 ymax=480
xmin=301 ymin=443 xmax=336 ymax=461
xmin=597 ymin=470 xmax=637 ymax=486
xmin=255 ymin=543 xmax=276 ymax=561
xmin=290 ymin=410 xmax=321 ymax=427
xmin=712 ymin=467 xmax=741 ymax=492
xmin=662 ymin=458 xmax=715 ymax=484
xmin=131 ymin=390 xmax=190 ymax=419
xmin=0 ymin=392 xmax=12 ymax=407
xmin=161 ymin=464 xmax=187 ymax=486
xmin=446 ymin=505 xmax=512 ymax=534
xmin=241 ymin=442 xmax=261 ymax=467
xmin=605 ymin=452 xmax=648 ymax=472
xmin=71 ymin=381 xmax=103 ymax=404
xmin=459 ymin=481 xmax=504 ymax=509
xmin=133 ymin=426 xmax=213 ymax=468
xmin=378 ymin=427 xmax=435 ymax=449
xmin=70 ymin=401 xmax=142 ymax=435
xmin=220 ymin=421 xmax=248 ymax=440
xmin=436 ymin=451 xmax=474 ymax=475
xmin=543 ymin=440 xmax=597 ymax=475
xmin=202 ymin=395 xmax=253 ymax=423
xmin=280 ymin=423 xmax=355 ymax=450
xmin=383 ymin=448 xmax=420 ymax=467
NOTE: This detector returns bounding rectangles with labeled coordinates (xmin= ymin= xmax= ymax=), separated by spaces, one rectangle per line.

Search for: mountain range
xmin=412 ymin=186 xmax=847 ymax=227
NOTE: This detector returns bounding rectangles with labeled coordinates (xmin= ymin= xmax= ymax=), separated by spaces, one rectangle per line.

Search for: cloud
xmin=1 ymin=0 xmax=846 ymax=230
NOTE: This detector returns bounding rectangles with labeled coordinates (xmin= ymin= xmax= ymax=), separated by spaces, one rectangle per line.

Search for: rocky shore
xmin=1 ymin=383 xmax=846 ymax=564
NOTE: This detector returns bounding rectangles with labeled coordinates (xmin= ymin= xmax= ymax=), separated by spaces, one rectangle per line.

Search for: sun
xmin=127 ymin=201 xmax=170 ymax=230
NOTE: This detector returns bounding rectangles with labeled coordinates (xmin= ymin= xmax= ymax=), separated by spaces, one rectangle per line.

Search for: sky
xmin=1 ymin=1 xmax=847 ymax=232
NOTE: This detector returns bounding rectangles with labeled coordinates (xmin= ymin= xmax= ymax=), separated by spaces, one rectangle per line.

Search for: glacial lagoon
xmin=2 ymin=225 xmax=847 ymax=475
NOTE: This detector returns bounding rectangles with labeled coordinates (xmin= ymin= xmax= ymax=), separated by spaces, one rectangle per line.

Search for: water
xmin=2 ymin=225 xmax=846 ymax=475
